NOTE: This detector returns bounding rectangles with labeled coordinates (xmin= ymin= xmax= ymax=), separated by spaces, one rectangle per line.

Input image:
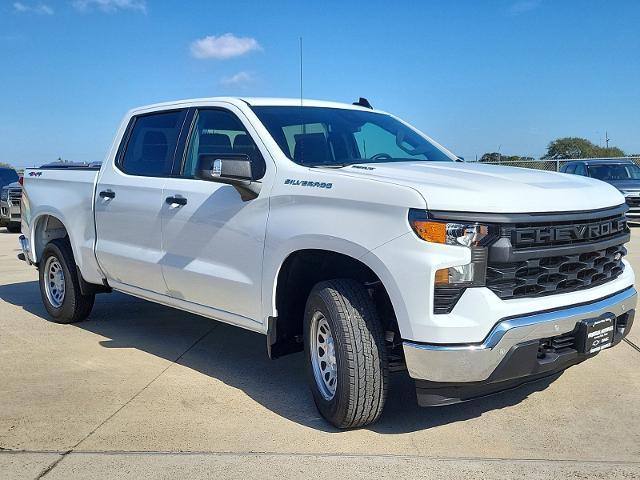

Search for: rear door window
xmin=119 ymin=110 xmax=187 ymax=177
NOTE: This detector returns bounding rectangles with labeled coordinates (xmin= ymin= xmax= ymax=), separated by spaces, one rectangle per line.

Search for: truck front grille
xmin=430 ymin=206 xmax=630 ymax=313
xmin=8 ymin=188 xmax=21 ymax=204
xmin=626 ymin=197 xmax=640 ymax=208
xmin=486 ymin=244 xmax=626 ymax=300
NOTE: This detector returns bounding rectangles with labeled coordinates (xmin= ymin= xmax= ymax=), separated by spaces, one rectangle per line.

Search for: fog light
xmin=434 ymin=246 xmax=488 ymax=286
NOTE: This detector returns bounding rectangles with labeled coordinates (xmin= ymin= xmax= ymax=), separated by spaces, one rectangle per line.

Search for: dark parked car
xmin=0 ymin=167 xmax=21 ymax=232
xmin=560 ymin=159 xmax=640 ymax=219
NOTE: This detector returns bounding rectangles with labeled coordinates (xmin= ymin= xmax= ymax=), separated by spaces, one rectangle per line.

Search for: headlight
xmin=409 ymin=218 xmax=490 ymax=246
xmin=409 ymin=209 xmax=495 ymax=287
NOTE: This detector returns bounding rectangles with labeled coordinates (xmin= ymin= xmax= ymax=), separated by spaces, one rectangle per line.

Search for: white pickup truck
xmin=19 ymin=97 xmax=636 ymax=428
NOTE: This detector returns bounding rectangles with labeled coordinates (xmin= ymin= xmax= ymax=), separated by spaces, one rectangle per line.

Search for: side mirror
xmin=197 ymin=154 xmax=261 ymax=200
xmin=198 ymin=154 xmax=254 ymax=182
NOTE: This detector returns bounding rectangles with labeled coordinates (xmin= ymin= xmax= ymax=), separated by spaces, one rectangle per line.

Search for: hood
xmin=335 ymin=162 xmax=624 ymax=213
xmin=601 ymin=179 xmax=640 ymax=191
xmin=2 ymin=181 xmax=20 ymax=190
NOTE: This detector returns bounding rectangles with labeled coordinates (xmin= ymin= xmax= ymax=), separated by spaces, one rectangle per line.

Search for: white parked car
xmin=18 ymin=97 xmax=636 ymax=428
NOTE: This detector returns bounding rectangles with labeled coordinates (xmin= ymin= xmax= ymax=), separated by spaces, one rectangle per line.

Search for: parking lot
xmin=0 ymin=229 xmax=639 ymax=479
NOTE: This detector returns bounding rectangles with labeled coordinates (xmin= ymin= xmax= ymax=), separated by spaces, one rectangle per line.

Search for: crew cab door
xmin=95 ymin=109 xmax=188 ymax=293
xmin=160 ymin=106 xmax=270 ymax=325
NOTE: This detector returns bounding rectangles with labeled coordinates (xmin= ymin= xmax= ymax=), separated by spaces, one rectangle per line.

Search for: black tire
xmin=7 ymin=223 xmax=20 ymax=233
xmin=39 ymin=238 xmax=95 ymax=323
xmin=304 ymin=279 xmax=388 ymax=429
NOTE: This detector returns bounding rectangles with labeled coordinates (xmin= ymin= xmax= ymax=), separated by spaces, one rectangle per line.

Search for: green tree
xmin=542 ymin=137 xmax=596 ymax=159
xmin=595 ymin=146 xmax=625 ymax=158
xmin=543 ymin=137 xmax=625 ymax=159
xmin=0 ymin=162 xmax=15 ymax=169
xmin=480 ymin=152 xmax=501 ymax=162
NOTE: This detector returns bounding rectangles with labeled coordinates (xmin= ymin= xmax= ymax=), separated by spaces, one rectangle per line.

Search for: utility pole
xmin=605 ymin=131 xmax=610 ymax=149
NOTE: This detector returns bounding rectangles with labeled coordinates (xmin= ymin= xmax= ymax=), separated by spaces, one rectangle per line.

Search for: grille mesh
xmin=8 ymin=189 xmax=21 ymax=203
xmin=486 ymin=245 xmax=626 ymax=299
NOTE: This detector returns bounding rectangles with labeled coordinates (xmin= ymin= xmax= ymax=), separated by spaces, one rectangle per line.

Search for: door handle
xmin=165 ymin=196 xmax=187 ymax=206
xmin=99 ymin=190 xmax=115 ymax=199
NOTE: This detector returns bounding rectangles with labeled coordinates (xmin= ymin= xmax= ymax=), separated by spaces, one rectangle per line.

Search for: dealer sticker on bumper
xmin=578 ymin=315 xmax=615 ymax=354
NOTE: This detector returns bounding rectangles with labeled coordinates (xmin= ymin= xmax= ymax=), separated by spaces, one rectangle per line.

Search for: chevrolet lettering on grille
xmin=514 ymin=218 xmax=627 ymax=247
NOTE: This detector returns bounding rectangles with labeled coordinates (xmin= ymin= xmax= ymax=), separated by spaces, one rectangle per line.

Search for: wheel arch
xmin=266 ymin=246 xmax=402 ymax=359
xmin=31 ymin=212 xmax=72 ymax=265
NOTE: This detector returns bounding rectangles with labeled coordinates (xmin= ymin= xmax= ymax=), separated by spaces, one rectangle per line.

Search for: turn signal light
xmin=434 ymin=268 xmax=450 ymax=285
xmin=412 ymin=220 xmax=447 ymax=244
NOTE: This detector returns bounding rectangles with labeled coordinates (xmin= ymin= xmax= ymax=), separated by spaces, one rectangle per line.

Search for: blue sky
xmin=1 ymin=0 xmax=639 ymax=167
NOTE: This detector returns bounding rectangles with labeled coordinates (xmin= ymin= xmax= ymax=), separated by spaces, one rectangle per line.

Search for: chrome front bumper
xmin=403 ymin=287 xmax=637 ymax=383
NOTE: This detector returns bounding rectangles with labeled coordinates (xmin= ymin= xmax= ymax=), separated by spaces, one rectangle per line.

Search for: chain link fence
xmin=479 ymin=156 xmax=640 ymax=172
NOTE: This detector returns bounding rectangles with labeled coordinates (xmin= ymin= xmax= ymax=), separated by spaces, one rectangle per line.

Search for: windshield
xmin=0 ymin=168 xmax=19 ymax=187
xmin=588 ymin=163 xmax=640 ymax=181
xmin=251 ymin=106 xmax=453 ymax=167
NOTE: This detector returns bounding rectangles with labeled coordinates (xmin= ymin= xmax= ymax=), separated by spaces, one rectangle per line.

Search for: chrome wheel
xmin=44 ymin=256 xmax=65 ymax=308
xmin=310 ymin=311 xmax=337 ymax=400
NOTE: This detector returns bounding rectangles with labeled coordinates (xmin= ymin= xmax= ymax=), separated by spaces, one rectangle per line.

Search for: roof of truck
xmin=130 ymin=97 xmax=382 ymax=114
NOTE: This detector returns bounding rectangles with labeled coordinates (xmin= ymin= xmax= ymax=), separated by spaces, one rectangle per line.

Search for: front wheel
xmin=39 ymin=238 xmax=95 ymax=323
xmin=304 ymin=279 xmax=388 ymax=429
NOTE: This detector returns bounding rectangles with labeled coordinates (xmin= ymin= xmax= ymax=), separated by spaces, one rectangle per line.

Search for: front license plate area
xmin=577 ymin=315 xmax=615 ymax=354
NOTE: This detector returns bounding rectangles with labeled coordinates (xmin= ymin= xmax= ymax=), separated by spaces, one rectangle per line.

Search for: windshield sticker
xmin=285 ymin=179 xmax=333 ymax=189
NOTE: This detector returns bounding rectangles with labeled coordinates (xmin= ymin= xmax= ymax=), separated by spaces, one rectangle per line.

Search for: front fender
xmin=261 ymin=234 xmax=409 ymax=337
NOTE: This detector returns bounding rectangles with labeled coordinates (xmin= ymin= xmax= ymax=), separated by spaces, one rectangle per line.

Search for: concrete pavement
xmin=0 ymin=228 xmax=639 ymax=479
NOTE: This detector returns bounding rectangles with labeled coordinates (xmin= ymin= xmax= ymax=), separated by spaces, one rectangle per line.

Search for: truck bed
xmin=23 ymin=167 xmax=103 ymax=284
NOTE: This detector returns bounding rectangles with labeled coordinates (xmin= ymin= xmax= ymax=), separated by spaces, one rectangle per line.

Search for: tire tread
xmin=308 ymin=279 xmax=388 ymax=428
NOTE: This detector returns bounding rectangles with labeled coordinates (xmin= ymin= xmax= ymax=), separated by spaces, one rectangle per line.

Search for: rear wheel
xmin=304 ymin=279 xmax=388 ymax=429
xmin=39 ymin=239 xmax=94 ymax=323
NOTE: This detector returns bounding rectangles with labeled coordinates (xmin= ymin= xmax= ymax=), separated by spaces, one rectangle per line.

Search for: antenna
xmin=299 ymin=37 xmax=306 ymax=137
xmin=299 ymin=37 xmax=303 ymax=108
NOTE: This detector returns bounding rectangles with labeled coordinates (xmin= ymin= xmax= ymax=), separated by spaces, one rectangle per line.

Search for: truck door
xmin=160 ymin=106 xmax=270 ymax=326
xmin=95 ymin=109 xmax=188 ymax=294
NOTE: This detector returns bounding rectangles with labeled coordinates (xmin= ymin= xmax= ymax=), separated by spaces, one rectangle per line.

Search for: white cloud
xmin=508 ymin=0 xmax=541 ymax=16
xmin=72 ymin=0 xmax=147 ymax=13
xmin=220 ymin=71 xmax=254 ymax=86
xmin=13 ymin=2 xmax=54 ymax=15
xmin=191 ymin=33 xmax=261 ymax=60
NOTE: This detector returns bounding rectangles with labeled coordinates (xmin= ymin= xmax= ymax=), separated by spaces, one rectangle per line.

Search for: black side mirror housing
xmin=197 ymin=154 xmax=261 ymax=200
xmin=198 ymin=154 xmax=254 ymax=182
